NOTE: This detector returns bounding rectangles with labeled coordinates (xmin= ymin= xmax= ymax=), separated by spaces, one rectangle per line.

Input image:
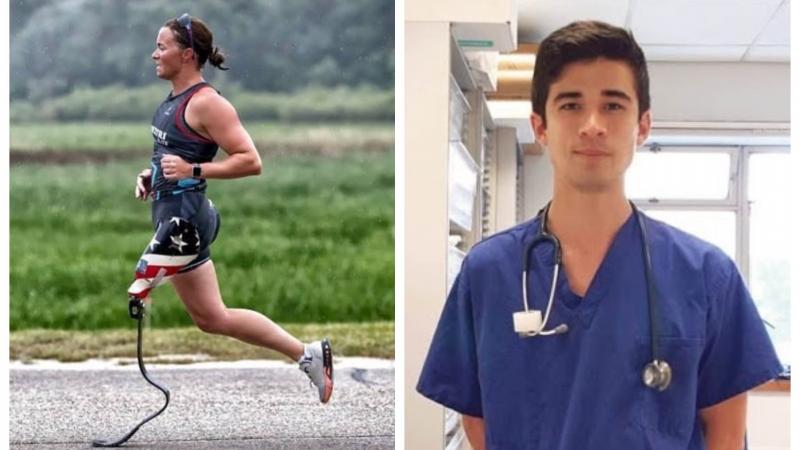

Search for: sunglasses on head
xmin=176 ymin=13 xmax=194 ymax=56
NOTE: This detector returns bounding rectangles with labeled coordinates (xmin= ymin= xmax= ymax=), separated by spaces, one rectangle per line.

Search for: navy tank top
xmin=150 ymin=82 xmax=219 ymax=199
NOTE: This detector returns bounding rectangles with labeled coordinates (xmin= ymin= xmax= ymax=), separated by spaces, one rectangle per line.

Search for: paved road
xmin=10 ymin=359 xmax=394 ymax=449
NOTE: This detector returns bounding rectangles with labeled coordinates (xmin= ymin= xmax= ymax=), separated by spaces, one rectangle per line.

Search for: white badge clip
xmin=513 ymin=310 xmax=542 ymax=335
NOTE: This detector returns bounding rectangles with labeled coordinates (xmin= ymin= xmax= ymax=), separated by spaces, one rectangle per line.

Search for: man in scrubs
xmin=417 ymin=20 xmax=782 ymax=450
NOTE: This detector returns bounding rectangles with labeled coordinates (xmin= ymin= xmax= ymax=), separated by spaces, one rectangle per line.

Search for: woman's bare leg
xmin=169 ymin=260 xmax=304 ymax=361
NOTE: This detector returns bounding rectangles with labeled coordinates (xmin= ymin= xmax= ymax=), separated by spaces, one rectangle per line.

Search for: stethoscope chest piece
xmin=642 ymin=360 xmax=672 ymax=391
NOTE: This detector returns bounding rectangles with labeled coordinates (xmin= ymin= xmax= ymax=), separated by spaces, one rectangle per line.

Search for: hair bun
xmin=208 ymin=47 xmax=229 ymax=71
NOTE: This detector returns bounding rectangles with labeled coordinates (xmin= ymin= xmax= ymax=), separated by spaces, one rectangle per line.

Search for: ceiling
xmin=517 ymin=0 xmax=790 ymax=62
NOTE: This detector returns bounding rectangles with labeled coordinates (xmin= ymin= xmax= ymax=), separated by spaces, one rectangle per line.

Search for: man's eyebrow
xmin=552 ymin=91 xmax=582 ymax=103
xmin=602 ymin=90 xmax=633 ymax=102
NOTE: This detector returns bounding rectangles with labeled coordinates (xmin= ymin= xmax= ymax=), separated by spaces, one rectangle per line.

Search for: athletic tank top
xmin=150 ymin=82 xmax=219 ymax=199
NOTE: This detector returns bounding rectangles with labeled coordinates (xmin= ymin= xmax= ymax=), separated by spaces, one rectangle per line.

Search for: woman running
xmin=128 ymin=14 xmax=333 ymax=403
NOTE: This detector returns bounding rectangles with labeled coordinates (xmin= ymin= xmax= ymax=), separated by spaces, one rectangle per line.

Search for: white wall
xmin=405 ymin=20 xmax=452 ymax=449
xmin=648 ymin=62 xmax=789 ymax=123
xmin=523 ymin=153 xmax=553 ymax=220
xmin=747 ymin=392 xmax=790 ymax=450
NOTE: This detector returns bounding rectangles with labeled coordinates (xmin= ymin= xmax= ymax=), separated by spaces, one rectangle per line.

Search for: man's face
xmin=531 ymin=57 xmax=651 ymax=193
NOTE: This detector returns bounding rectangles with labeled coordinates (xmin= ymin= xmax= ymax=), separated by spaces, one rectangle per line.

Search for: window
xmin=626 ymin=143 xmax=790 ymax=363
xmin=626 ymin=149 xmax=732 ymax=200
xmin=748 ymin=152 xmax=791 ymax=362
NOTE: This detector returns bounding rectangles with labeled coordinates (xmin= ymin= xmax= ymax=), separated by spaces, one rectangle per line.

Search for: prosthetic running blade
xmin=92 ymin=299 xmax=170 ymax=447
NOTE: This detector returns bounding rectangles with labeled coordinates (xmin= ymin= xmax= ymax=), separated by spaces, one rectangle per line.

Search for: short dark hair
xmin=164 ymin=15 xmax=229 ymax=71
xmin=531 ymin=20 xmax=649 ymax=126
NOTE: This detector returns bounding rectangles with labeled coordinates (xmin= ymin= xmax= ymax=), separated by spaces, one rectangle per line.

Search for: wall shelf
xmin=450 ymin=35 xmax=477 ymax=91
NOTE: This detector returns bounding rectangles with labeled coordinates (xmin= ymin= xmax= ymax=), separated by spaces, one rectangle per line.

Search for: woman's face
xmin=151 ymin=27 xmax=190 ymax=80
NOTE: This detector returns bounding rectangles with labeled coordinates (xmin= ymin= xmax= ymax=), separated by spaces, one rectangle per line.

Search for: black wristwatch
xmin=192 ymin=163 xmax=202 ymax=178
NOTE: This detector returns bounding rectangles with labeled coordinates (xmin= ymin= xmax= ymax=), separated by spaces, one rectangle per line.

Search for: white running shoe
xmin=298 ymin=339 xmax=333 ymax=403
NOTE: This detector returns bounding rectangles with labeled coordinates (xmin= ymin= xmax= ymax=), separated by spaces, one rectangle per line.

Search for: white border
xmin=790 ymin=0 xmax=799 ymax=449
xmin=394 ymin=0 xmax=405 ymax=448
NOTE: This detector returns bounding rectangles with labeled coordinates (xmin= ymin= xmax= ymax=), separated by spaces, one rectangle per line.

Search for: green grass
xmin=11 ymin=85 xmax=393 ymax=123
xmin=11 ymin=322 xmax=394 ymax=362
xmin=11 ymin=152 xmax=394 ymax=330
xmin=10 ymin=121 xmax=393 ymax=153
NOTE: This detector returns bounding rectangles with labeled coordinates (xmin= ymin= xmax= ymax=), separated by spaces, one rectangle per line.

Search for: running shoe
xmin=298 ymin=339 xmax=334 ymax=403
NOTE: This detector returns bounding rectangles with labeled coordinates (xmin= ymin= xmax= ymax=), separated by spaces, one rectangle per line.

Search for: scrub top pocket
xmin=479 ymin=332 xmax=559 ymax=448
xmin=634 ymin=335 xmax=704 ymax=439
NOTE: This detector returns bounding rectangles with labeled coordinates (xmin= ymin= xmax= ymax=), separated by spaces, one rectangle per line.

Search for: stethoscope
xmin=513 ymin=201 xmax=672 ymax=391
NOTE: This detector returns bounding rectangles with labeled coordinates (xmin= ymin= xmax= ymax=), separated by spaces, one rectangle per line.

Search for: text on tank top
xmin=150 ymin=82 xmax=220 ymax=199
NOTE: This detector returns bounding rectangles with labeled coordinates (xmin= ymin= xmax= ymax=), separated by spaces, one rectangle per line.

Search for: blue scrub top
xmin=417 ymin=211 xmax=782 ymax=450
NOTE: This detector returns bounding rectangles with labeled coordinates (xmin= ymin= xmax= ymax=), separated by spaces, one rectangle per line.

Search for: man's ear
xmin=636 ymin=110 xmax=652 ymax=146
xmin=531 ymin=112 xmax=547 ymax=146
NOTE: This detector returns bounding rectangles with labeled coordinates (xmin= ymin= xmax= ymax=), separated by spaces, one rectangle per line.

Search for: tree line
xmin=11 ymin=0 xmax=394 ymax=102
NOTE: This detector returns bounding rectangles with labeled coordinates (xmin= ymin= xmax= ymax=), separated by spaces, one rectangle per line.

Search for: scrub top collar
xmin=527 ymin=210 xmax=639 ymax=328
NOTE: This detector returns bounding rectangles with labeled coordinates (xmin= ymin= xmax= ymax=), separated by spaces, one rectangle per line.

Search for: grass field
xmin=11 ymin=322 xmax=394 ymax=362
xmin=11 ymin=150 xmax=394 ymax=330
xmin=10 ymin=121 xmax=393 ymax=153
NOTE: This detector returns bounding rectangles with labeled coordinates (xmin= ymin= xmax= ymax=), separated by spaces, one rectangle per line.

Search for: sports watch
xmin=192 ymin=163 xmax=202 ymax=178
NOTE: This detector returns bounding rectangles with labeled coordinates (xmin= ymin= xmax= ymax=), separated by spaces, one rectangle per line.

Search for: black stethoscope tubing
xmin=523 ymin=201 xmax=670 ymax=390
